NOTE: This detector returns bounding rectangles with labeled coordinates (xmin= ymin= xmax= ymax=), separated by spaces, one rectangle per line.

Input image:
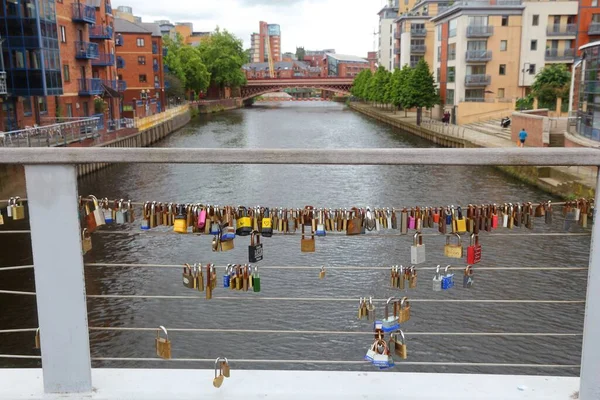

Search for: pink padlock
xmin=198 ymin=207 xmax=207 ymax=229
xmin=408 ymin=215 xmax=416 ymax=230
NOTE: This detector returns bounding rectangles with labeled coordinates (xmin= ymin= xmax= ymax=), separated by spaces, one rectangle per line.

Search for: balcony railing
xmin=153 ymin=63 xmax=159 ymax=72
xmin=0 ymin=71 xmax=6 ymax=95
xmin=78 ymin=78 xmax=103 ymax=95
xmin=115 ymin=34 xmax=123 ymax=46
xmin=462 ymin=97 xmax=493 ymax=102
xmin=394 ymin=32 xmax=402 ymax=39
xmin=410 ymin=60 xmax=422 ymax=68
xmin=394 ymin=47 xmax=401 ymax=55
xmin=545 ymin=48 xmax=575 ymax=61
xmin=448 ymin=52 xmax=456 ymax=61
xmin=116 ymin=56 xmax=125 ymax=69
xmin=75 ymin=41 xmax=99 ymax=59
xmin=465 ymin=74 xmax=491 ymax=86
xmin=91 ymin=53 xmax=114 ymax=66
xmin=411 ymin=45 xmax=426 ymax=53
xmin=547 ymin=24 xmax=577 ymax=36
xmin=589 ymin=22 xmax=600 ymax=35
xmin=71 ymin=2 xmax=96 ymax=24
xmin=152 ymin=43 xmax=158 ymax=54
xmin=105 ymin=2 xmax=112 ymax=14
xmin=465 ymin=50 xmax=492 ymax=62
xmin=117 ymin=80 xmax=127 ymax=92
xmin=410 ymin=28 xmax=427 ymax=36
xmin=466 ymin=25 xmax=494 ymax=37
xmin=154 ymin=82 xmax=160 ymax=89
xmin=89 ymin=25 xmax=113 ymax=39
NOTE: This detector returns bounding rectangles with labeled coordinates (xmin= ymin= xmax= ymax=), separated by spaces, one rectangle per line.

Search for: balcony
xmin=465 ymin=74 xmax=491 ymax=86
xmin=410 ymin=59 xmax=422 ymax=68
xmin=589 ymin=22 xmax=600 ymax=35
xmin=545 ymin=48 xmax=575 ymax=61
xmin=394 ymin=61 xmax=401 ymax=69
xmin=105 ymin=2 xmax=112 ymax=14
xmin=91 ymin=53 xmax=115 ymax=66
xmin=115 ymin=34 xmax=123 ymax=46
xmin=116 ymin=56 xmax=125 ymax=69
xmin=394 ymin=47 xmax=401 ymax=55
xmin=152 ymin=43 xmax=158 ymax=54
xmin=0 ymin=72 xmax=6 ymax=95
xmin=78 ymin=78 xmax=103 ymax=95
xmin=547 ymin=24 xmax=577 ymax=37
xmin=154 ymin=82 xmax=160 ymax=89
xmin=75 ymin=41 xmax=99 ymax=59
xmin=71 ymin=2 xmax=96 ymax=24
xmin=411 ymin=45 xmax=426 ymax=53
xmin=89 ymin=25 xmax=113 ymax=40
xmin=462 ymin=97 xmax=492 ymax=102
xmin=394 ymin=32 xmax=402 ymax=39
xmin=117 ymin=80 xmax=127 ymax=92
xmin=153 ymin=63 xmax=159 ymax=72
xmin=466 ymin=25 xmax=493 ymax=37
xmin=465 ymin=50 xmax=492 ymax=62
xmin=410 ymin=28 xmax=426 ymax=37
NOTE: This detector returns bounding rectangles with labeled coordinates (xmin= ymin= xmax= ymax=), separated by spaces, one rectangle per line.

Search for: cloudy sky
xmin=116 ymin=0 xmax=390 ymax=56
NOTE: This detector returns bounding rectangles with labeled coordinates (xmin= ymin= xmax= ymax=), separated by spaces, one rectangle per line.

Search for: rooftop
xmin=114 ymin=18 xmax=162 ymax=37
xmin=326 ymin=53 xmax=368 ymax=63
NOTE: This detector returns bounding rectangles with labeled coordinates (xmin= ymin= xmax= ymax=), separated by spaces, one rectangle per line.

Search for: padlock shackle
xmin=444 ymin=265 xmax=452 ymax=274
xmin=157 ymin=325 xmax=168 ymax=341
xmin=465 ymin=265 xmax=474 ymax=276
xmin=400 ymin=296 xmax=409 ymax=310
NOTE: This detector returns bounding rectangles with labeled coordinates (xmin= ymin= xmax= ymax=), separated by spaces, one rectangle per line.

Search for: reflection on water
xmin=0 ymin=102 xmax=587 ymax=376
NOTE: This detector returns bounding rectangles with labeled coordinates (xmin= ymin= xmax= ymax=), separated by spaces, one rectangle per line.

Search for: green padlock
xmin=252 ymin=266 xmax=261 ymax=293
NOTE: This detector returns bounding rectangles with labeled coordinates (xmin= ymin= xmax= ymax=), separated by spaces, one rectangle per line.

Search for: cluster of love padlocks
xmin=389 ymin=265 xmax=474 ymax=291
xmin=181 ymin=263 xmax=262 ymax=299
xmin=0 ymin=196 xmax=26 ymax=224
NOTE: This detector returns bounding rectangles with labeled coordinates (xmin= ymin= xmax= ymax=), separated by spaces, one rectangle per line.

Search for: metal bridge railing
xmin=0 ymin=118 xmax=100 ymax=148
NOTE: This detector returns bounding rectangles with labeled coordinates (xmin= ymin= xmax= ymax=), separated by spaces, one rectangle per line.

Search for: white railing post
xmin=580 ymin=166 xmax=600 ymax=400
xmin=24 ymin=165 xmax=92 ymax=393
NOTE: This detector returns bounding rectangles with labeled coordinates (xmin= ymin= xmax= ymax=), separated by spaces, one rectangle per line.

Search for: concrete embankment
xmin=348 ymin=102 xmax=594 ymax=198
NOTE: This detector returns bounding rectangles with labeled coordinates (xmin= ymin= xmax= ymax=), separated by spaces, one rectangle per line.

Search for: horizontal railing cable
xmin=0 ymin=265 xmax=34 ymax=271
xmin=0 ymin=354 xmax=580 ymax=368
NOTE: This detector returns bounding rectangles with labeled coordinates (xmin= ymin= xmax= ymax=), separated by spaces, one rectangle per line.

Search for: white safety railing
xmin=0 ymin=147 xmax=598 ymax=400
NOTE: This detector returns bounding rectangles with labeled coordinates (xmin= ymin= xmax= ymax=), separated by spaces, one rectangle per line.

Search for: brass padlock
xmin=81 ymin=228 xmax=92 ymax=255
xmin=319 ymin=266 xmax=326 ymax=279
xmin=300 ymin=224 xmax=315 ymax=253
xmin=444 ymin=233 xmax=463 ymax=258
xmin=196 ymin=263 xmax=204 ymax=292
xmin=155 ymin=326 xmax=171 ymax=359
xmin=213 ymin=357 xmax=229 ymax=388
xmin=408 ymin=266 xmax=417 ymax=289
xmin=367 ymin=297 xmax=375 ymax=322
xmin=390 ymin=330 xmax=407 ymax=360
xmin=182 ymin=264 xmax=195 ymax=289
xmin=12 ymin=196 xmax=25 ymax=220
xmin=173 ymin=204 xmax=187 ymax=233
xmin=398 ymin=296 xmax=410 ymax=323
xmin=34 ymin=328 xmax=40 ymax=349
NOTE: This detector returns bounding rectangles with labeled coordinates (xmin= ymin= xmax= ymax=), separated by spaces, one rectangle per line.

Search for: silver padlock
xmin=410 ymin=232 xmax=426 ymax=265
xmin=432 ymin=265 xmax=442 ymax=292
xmin=116 ymin=199 xmax=126 ymax=224
xmin=382 ymin=297 xmax=400 ymax=332
xmin=367 ymin=297 xmax=376 ymax=322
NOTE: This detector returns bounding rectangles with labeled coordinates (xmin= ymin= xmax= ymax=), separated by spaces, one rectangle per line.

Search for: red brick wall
xmin=576 ymin=0 xmax=600 ymax=56
xmin=337 ymin=62 xmax=370 ymax=78
xmin=511 ymin=113 xmax=547 ymax=147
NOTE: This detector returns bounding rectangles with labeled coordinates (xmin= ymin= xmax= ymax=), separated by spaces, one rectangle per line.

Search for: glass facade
xmin=0 ymin=0 xmax=62 ymax=96
xmin=578 ymin=43 xmax=600 ymax=141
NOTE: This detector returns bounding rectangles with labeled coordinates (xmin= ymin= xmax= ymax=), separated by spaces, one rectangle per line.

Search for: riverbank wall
xmin=195 ymin=98 xmax=243 ymax=114
xmin=348 ymin=102 xmax=594 ymax=199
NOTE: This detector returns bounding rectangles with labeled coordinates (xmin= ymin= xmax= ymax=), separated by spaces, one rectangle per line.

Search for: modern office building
xmin=324 ymin=53 xmax=371 ymax=77
xmin=378 ymin=0 xmax=400 ymax=71
xmin=249 ymin=21 xmax=281 ymax=63
xmin=572 ymin=41 xmax=600 ymax=141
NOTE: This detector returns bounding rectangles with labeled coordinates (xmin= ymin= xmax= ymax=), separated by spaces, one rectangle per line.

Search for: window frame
xmin=60 ymin=25 xmax=66 ymax=43
xmin=138 ymin=56 xmax=146 ymax=65
xmin=139 ymin=74 xmax=147 ymax=83
xmin=499 ymin=64 xmax=506 ymax=75
xmin=136 ymin=38 xmax=145 ymax=47
xmin=532 ymin=15 xmax=539 ymax=26
xmin=500 ymin=40 xmax=508 ymax=51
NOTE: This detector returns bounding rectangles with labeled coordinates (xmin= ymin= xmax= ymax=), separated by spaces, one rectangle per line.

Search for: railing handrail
xmin=1 ymin=148 xmax=600 ymax=165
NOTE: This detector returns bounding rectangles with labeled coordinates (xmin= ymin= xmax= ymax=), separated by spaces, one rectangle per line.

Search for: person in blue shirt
xmin=518 ymin=128 xmax=528 ymax=148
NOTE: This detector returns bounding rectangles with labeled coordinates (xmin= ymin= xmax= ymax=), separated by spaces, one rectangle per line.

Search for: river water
xmin=0 ymin=102 xmax=589 ymax=375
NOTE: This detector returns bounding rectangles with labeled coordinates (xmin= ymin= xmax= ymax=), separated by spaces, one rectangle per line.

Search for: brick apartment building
xmin=323 ymin=53 xmax=372 ymax=77
xmin=114 ymin=18 xmax=165 ymax=116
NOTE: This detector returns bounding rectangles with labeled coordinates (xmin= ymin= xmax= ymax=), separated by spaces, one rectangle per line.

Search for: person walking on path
xmin=518 ymin=128 xmax=528 ymax=148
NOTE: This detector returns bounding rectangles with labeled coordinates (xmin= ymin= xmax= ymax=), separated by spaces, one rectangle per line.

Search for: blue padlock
xmin=221 ymin=226 xmax=236 ymax=241
xmin=445 ymin=206 xmax=452 ymax=225
xmin=441 ymin=265 xmax=455 ymax=290
xmin=223 ymin=265 xmax=231 ymax=288
xmin=315 ymin=209 xmax=326 ymax=237
xmin=381 ymin=297 xmax=401 ymax=332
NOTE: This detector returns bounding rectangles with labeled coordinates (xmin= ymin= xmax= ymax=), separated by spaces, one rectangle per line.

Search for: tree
xmin=406 ymin=59 xmax=438 ymax=125
xmin=351 ymin=69 xmax=372 ymax=100
xmin=396 ymin=65 xmax=413 ymax=117
xmin=369 ymin=67 xmax=389 ymax=107
xmin=531 ymin=64 xmax=571 ymax=110
xmin=296 ymin=46 xmax=306 ymax=61
xmin=163 ymin=34 xmax=187 ymax=87
xmin=179 ymin=46 xmax=211 ymax=94
xmin=197 ymin=28 xmax=247 ymax=92
xmin=165 ymin=73 xmax=185 ymax=101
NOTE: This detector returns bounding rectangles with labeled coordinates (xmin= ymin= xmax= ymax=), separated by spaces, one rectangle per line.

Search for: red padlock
xmin=491 ymin=204 xmax=499 ymax=229
xmin=467 ymin=233 xmax=482 ymax=264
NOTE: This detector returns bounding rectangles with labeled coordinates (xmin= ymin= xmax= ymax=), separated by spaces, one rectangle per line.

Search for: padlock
xmin=223 ymin=265 xmax=231 ymax=288
xmin=155 ymin=326 xmax=172 ymax=359
xmin=206 ymin=265 xmax=213 ymax=300
xmin=220 ymin=237 xmax=234 ymax=252
xmin=242 ymin=265 xmax=249 ymax=291
xmin=287 ymin=209 xmax=297 ymax=233
xmin=195 ymin=264 xmax=204 ymax=292
xmin=236 ymin=206 xmax=253 ymax=236
xmin=432 ymin=265 xmax=442 ymax=291
xmin=34 ymin=328 xmax=41 ymax=349
xmin=248 ymin=231 xmax=263 ymax=263
xmin=319 ymin=266 xmax=326 ymax=279
xmin=300 ymin=224 xmax=315 ymax=253
xmin=88 ymin=195 xmax=105 ymax=227
xmin=222 ymin=225 xmax=236 ymax=241
xmin=397 ymin=265 xmax=405 ymax=289
xmin=141 ymin=202 xmax=151 ymax=230
xmin=444 ymin=233 xmax=463 ymax=258
xmin=454 ymin=206 xmax=467 ymax=233
xmin=364 ymin=340 xmax=378 ymax=362
xmin=367 ymin=297 xmax=375 ymax=321
xmin=438 ymin=208 xmax=447 ymax=234
xmin=252 ymin=266 xmax=261 ymax=292
xmin=198 ymin=206 xmax=207 ymax=230
xmin=400 ymin=208 xmax=408 ymax=234
xmin=173 ymin=204 xmax=187 ymax=233
xmin=182 ymin=263 xmax=196 ymax=289
xmin=390 ymin=265 xmax=398 ymax=288
xmin=213 ymin=357 xmax=225 ymax=388
xmin=391 ymin=209 xmax=398 ymax=229
xmin=545 ymin=201 xmax=553 ymax=225
xmin=261 ymin=207 xmax=273 ymax=237
xmin=0 ymin=208 xmax=4 ymax=225
xmin=445 ymin=206 xmax=453 ymax=226
xmin=491 ymin=204 xmax=498 ymax=229
xmin=398 ymin=296 xmax=411 ymax=323
xmin=467 ymin=233 xmax=482 ymax=264
xmin=81 ymin=228 xmax=92 ymax=255
xmin=463 ymin=265 xmax=474 ymax=288
xmin=410 ymin=232 xmax=426 ymax=265
xmin=371 ymin=339 xmax=394 ymax=368
xmin=102 ymin=198 xmax=113 ymax=224
xmin=390 ymin=330 xmax=407 ymax=360
xmin=248 ymin=265 xmax=254 ymax=290
xmin=358 ymin=297 xmax=365 ymax=319
xmin=115 ymin=199 xmax=126 ymax=224
xmin=346 ymin=207 xmax=362 ymax=235
xmin=315 ymin=209 xmax=326 ymax=237
xmin=441 ymin=265 xmax=455 ymax=290
xmin=220 ymin=357 xmax=231 ymax=378
xmin=382 ymin=297 xmax=400 ymax=332
xmin=6 ymin=197 xmax=13 ymax=218
xmin=126 ymin=200 xmax=135 ymax=223
xmin=408 ymin=266 xmax=417 ymax=288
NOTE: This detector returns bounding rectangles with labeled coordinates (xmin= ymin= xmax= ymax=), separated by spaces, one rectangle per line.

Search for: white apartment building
xmin=378 ymin=1 xmax=400 ymax=70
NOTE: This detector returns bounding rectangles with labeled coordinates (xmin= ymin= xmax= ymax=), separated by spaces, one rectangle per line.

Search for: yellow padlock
xmin=173 ymin=205 xmax=187 ymax=234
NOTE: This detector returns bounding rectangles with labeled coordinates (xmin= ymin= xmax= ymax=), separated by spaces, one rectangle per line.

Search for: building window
xmin=38 ymin=97 xmax=47 ymax=114
xmin=498 ymin=88 xmax=505 ymax=98
xmin=437 ymin=24 xmax=442 ymax=40
xmin=138 ymin=56 xmax=146 ymax=65
xmin=437 ymin=45 xmax=441 ymax=60
xmin=23 ymin=97 xmax=32 ymax=116
xmin=532 ymin=15 xmax=539 ymax=26
xmin=83 ymin=102 xmax=89 ymax=116
xmin=118 ymin=74 xmax=123 ymax=81
xmin=530 ymin=40 xmax=537 ymax=51
xmin=449 ymin=19 xmax=457 ymax=37
xmin=500 ymin=40 xmax=507 ymax=51
xmin=501 ymin=16 xmax=508 ymax=26
xmin=63 ymin=64 xmax=70 ymax=82
xmin=447 ymin=66 xmax=455 ymax=83
xmin=136 ymin=38 xmax=145 ymax=47
xmin=446 ymin=89 xmax=454 ymax=105
xmin=448 ymin=43 xmax=456 ymax=60
xmin=528 ymin=64 xmax=536 ymax=75
xmin=499 ymin=64 xmax=506 ymax=75
xmin=436 ymin=67 xmax=440 ymax=82
xmin=60 ymin=26 xmax=66 ymax=43
xmin=66 ymin=104 xmax=73 ymax=118
xmin=139 ymin=74 xmax=147 ymax=83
